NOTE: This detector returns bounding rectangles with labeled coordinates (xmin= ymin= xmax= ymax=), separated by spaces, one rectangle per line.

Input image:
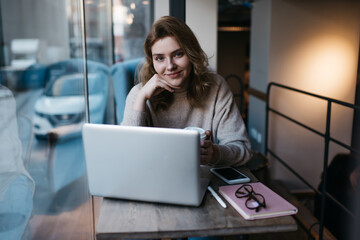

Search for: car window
xmin=45 ymin=73 xmax=103 ymax=96
xmin=45 ymin=74 xmax=83 ymax=96
xmin=87 ymin=74 xmax=104 ymax=95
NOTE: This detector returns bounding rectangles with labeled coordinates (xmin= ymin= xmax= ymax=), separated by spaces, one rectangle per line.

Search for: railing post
xmin=265 ymin=83 xmax=272 ymax=155
xmin=319 ymin=100 xmax=332 ymax=240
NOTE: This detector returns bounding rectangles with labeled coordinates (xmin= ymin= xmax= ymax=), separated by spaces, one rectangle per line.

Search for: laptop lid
xmin=82 ymin=123 xmax=209 ymax=206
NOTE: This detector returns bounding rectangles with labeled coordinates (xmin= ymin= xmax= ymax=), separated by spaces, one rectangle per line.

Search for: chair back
xmin=110 ymin=58 xmax=144 ymax=124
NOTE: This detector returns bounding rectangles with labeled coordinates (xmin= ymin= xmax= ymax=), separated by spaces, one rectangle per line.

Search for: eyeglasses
xmin=235 ymin=184 xmax=266 ymax=212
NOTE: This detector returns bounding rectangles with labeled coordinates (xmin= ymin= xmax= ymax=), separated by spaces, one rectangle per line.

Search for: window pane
xmin=0 ymin=0 xmax=154 ymax=239
xmin=0 ymin=0 xmax=93 ymax=239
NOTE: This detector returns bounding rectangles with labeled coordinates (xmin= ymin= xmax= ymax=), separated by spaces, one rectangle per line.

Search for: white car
xmin=33 ymin=72 xmax=108 ymax=140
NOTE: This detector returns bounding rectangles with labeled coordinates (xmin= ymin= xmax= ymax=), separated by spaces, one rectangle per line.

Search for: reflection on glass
xmin=0 ymin=86 xmax=35 ymax=239
xmin=33 ymin=59 xmax=110 ymax=140
xmin=113 ymin=0 xmax=153 ymax=62
xmin=70 ymin=0 xmax=114 ymax=66
xmin=0 ymin=0 xmax=153 ymax=238
xmin=0 ymin=0 xmax=95 ymax=239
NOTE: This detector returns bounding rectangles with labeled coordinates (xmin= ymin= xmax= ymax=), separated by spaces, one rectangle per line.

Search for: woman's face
xmin=151 ymin=36 xmax=192 ymax=92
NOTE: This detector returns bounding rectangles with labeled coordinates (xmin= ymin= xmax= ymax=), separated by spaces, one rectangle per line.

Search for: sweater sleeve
xmin=211 ymin=76 xmax=252 ymax=167
xmin=121 ymin=84 xmax=149 ymax=126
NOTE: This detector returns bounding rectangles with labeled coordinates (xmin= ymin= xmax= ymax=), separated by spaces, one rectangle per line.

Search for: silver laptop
xmin=82 ymin=123 xmax=209 ymax=207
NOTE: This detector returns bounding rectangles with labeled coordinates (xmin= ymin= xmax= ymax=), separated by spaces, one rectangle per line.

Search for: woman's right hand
xmin=142 ymin=74 xmax=176 ymax=99
xmin=132 ymin=74 xmax=177 ymax=111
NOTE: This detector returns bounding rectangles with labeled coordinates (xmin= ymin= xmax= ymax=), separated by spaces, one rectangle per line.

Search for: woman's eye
xmin=175 ymin=52 xmax=184 ymax=57
xmin=154 ymin=56 xmax=164 ymax=61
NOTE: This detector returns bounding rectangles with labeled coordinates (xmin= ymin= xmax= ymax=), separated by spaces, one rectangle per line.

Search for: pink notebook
xmin=219 ymin=182 xmax=298 ymax=220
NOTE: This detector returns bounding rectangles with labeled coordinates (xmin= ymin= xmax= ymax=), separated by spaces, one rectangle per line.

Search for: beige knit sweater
xmin=122 ymin=74 xmax=251 ymax=167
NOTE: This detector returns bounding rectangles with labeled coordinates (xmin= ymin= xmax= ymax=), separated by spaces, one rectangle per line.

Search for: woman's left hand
xmin=200 ymin=130 xmax=216 ymax=165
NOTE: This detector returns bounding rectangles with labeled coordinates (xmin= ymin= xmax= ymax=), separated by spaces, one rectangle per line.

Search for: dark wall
xmin=351 ymin=45 xmax=360 ymax=157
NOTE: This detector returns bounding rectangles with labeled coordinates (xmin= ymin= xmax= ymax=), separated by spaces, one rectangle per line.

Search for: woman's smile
xmin=166 ymin=70 xmax=182 ymax=78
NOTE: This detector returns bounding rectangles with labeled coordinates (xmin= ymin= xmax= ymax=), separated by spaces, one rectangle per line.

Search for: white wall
xmin=248 ymin=0 xmax=271 ymax=93
xmin=186 ymin=0 xmax=218 ymax=70
xmin=154 ymin=0 xmax=169 ymax=21
xmin=248 ymin=0 xmax=360 ymax=189
xmin=247 ymin=0 xmax=272 ymax=153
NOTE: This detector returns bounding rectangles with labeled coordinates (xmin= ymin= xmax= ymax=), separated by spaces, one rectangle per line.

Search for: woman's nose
xmin=166 ymin=58 xmax=176 ymax=70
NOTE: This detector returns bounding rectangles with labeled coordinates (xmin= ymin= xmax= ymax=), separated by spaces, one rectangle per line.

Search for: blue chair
xmin=110 ymin=58 xmax=144 ymax=124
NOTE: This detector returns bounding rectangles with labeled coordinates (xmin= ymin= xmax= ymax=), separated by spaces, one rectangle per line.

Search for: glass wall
xmin=0 ymin=0 xmax=95 ymax=239
xmin=0 ymin=0 xmax=153 ymax=239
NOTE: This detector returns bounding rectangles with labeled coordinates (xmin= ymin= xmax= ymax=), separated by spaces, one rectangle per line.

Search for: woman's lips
xmin=166 ymin=71 xmax=182 ymax=78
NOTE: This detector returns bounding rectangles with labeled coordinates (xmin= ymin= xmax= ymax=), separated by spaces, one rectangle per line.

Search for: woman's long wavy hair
xmin=139 ymin=16 xmax=213 ymax=111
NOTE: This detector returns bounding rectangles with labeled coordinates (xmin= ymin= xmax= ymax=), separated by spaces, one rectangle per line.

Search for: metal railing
xmin=265 ymin=82 xmax=360 ymax=240
xmin=226 ymin=74 xmax=245 ymax=115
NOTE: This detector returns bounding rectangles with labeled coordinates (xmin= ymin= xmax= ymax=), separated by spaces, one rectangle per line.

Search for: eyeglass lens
xmin=235 ymin=184 xmax=253 ymax=198
xmin=246 ymin=194 xmax=266 ymax=212
xmin=235 ymin=184 xmax=266 ymax=212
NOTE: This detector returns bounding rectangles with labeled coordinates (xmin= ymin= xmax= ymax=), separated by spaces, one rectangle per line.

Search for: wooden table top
xmin=96 ymin=168 xmax=297 ymax=239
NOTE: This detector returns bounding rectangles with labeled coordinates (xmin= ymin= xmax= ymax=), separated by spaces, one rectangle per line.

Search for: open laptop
xmin=82 ymin=123 xmax=209 ymax=207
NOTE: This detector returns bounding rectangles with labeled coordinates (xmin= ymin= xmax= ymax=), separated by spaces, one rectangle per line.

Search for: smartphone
xmin=210 ymin=167 xmax=250 ymax=184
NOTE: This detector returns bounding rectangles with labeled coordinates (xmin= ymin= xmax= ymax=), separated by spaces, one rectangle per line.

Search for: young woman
xmin=122 ymin=16 xmax=251 ymax=167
